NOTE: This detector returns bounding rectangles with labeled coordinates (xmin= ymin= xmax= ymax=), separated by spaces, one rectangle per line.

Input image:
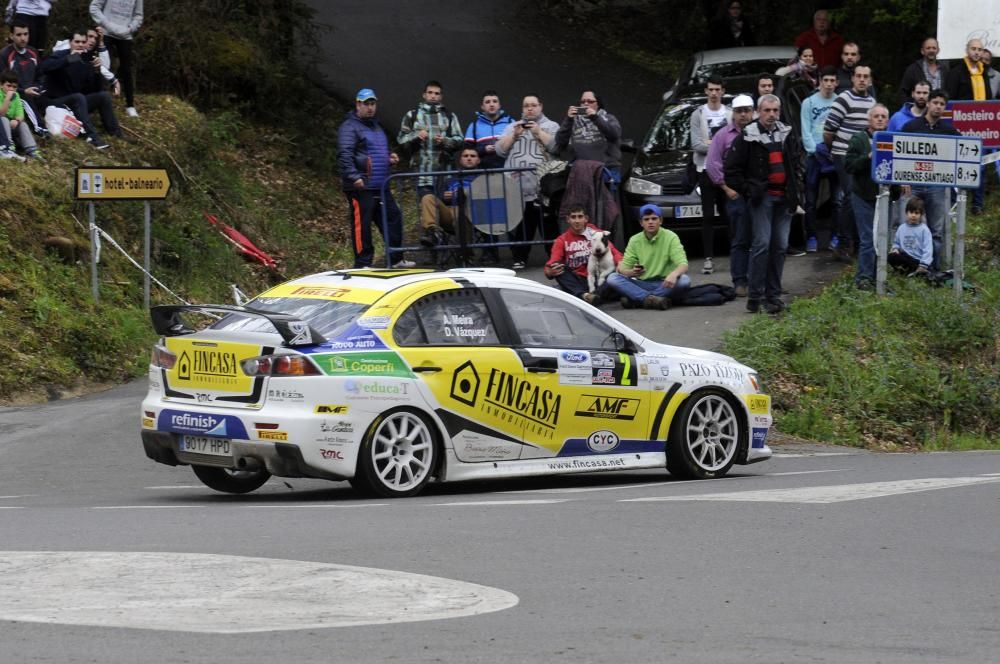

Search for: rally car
xmin=141 ymin=268 xmax=772 ymax=498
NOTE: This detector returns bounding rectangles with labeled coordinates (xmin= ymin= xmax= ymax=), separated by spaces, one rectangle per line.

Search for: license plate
xmin=180 ymin=436 xmax=232 ymax=456
xmin=674 ymin=205 xmax=703 ymax=219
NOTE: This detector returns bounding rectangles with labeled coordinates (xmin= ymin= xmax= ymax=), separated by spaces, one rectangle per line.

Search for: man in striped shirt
xmin=823 ymin=65 xmax=875 ymax=259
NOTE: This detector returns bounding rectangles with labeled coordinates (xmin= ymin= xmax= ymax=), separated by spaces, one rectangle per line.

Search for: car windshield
xmin=692 ymin=57 xmax=789 ymax=85
xmin=210 ymin=297 xmax=368 ymax=337
xmin=644 ymin=102 xmax=697 ymax=153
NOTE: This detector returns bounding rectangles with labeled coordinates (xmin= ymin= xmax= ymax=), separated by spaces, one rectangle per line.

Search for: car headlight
xmin=625 ymin=177 xmax=662 ymax=195
xmin=748 ymin=372 xmax=765 ymax=393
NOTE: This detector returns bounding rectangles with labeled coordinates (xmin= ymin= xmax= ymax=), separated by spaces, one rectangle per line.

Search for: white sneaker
xmin=126 ymin=106 xmax=139 ymax=118
xmin=391 ymin=259 xmax=416 ymax=268
xmin=0 ymin=148 xmax=26 ymax=162
xmin=702 ymin=258 xmax=714 ymax=274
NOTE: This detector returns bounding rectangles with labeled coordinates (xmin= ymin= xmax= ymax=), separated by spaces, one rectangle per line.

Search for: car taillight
xmin=151 ymin=345 xmax=176 ymax=369
xmin=242 ymin=354 xmax=320 ymax=377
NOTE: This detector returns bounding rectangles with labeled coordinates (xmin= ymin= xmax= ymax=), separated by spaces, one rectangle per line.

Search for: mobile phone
xmin=634 ymin=264 xmax=644 ymax=272
xmin=574 ymin=106 xmax=589 ymax=115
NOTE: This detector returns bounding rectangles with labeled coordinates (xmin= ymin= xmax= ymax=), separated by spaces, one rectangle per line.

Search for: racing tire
xmin=354 ymin=408 xmax=438 ymax=498
xmin=667 ymin=389 xmax=742 ymax=480
xmin=192 ymin=465 xmax=271 ymax=494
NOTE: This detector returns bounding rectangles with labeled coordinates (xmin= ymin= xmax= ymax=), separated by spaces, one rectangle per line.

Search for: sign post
xmin=871 ymin=131 xmax=982 ymax=297
xmin=75 ymin=167 xmax=171 ymax=306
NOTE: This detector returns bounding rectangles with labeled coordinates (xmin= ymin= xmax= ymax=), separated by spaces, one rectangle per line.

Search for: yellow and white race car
xmin=141 ymin=268 xmax=772 ymax=497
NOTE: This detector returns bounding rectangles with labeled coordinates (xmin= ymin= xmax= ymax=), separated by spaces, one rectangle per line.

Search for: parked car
xmin=622 ymin=46 xmax=798 ymax=239
xmin=141 ymin=268 xmax=773 ymax=498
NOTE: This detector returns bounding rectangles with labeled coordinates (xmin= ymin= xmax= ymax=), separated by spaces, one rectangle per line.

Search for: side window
xmin=500 ymin=288 xmax=617 ymax=350
xmin=393 ymin=289 xmax=499 ymax=346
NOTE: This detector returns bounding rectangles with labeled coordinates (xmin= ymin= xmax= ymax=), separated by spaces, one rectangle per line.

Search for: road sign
xmin=75 ymin=167 xmax=171 ymax=200
xmin=871 ymin=131 xmax=982 ymax=189
xmin=945 ymin=101 xmax=1000 ymax=147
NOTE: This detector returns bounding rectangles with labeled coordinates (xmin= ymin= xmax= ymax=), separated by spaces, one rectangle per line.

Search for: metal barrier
xmin=378 ymin=165 xmax=548 ymax=268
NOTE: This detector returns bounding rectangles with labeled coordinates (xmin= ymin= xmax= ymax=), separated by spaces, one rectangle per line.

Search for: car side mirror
xmin=620 ymin=138 xmax=637 ymax=154
xmin=612 ymin=331 xmax=636 ymax=353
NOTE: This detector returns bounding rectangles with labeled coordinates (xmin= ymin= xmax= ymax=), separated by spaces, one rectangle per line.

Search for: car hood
xmin=640 ymin=338 xmax=754 ymax=373
xmin=631 ymin=149 xmax=688 ymax=183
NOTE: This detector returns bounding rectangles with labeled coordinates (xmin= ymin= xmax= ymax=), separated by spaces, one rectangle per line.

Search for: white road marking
xmin=0 ymin=495 xmax=33 ymax=499
xmin=772 ymin=452 xmax=855 ymax=458
xmin=499 ymin=481 xmax=674 ymax=494
xmin=144 ymin=485 xmax=206 ymax=490
xmin=0 ymin=551 xmax=519 ymax=633
xmin=0 ymin=507 xmax=23 ymax=510
xmin=240 ymin=504 xmax=389 ymax=509
xmin=92 ymin=506 xmax=191 ymax=510
xmin=435 ymin=499 xmax=569 ymax=506
xmin=621 ymin=476 xmax=1000 ymax=504
xmin=765 ymin=469 xmax=847 ymax=476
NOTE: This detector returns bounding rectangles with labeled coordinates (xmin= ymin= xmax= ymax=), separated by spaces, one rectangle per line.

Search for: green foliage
xmin=723 ymin=261 xmax=1000 ymax=450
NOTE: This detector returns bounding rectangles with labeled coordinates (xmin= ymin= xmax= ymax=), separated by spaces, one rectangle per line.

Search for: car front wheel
xmin=354 ymin=409 xmax=437 ymax=498
xmin=192 ymin=465 xmax=271 ymax=494
xmin=667 ymin=389 xmax=742 ymax=479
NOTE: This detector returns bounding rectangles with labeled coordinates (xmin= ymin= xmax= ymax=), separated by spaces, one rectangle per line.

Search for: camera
xmin=574 ymin=106 xmax=589 ymax=116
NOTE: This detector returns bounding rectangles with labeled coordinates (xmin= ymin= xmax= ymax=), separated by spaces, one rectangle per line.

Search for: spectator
xmin=899 ymin=37 xmax=948 ymax=105
xmin=0 ymin=20 xmax=46 ymax=136
xmin=776 ymin=46 xmax=818 ymax=88
xmin=336 ymin=88 xmax=413 ymax=269
xmin=39 ymin=29 xmax=124 ymax=149
xmin=901 ymin=89 xmax=959 ymax=267
xmin=543 ymin=204 xmax=622 ymax=305
xmin=844 ymin=103 xmax=889 ymax=290
xmin=5 ymin=0 xmax=52 ymax=53
xmin=88 ymin=1 xmax=140 ymax=117
xmin=888 ymin=197 xmax=933 ymax=275
xmin=724 ymin=94 xmax=803 ymax=314
xmin=888 ymin=80 xmax=928 ymax=132
xmin=689 ymin=74 xmax=731 ymax=275
xmin=464 ymin=90 xmax=513 ymax=169
xmin=800 ymin=66 xmax=839 ymax=252
xmin=607 ymin=203 xmax=690 ymax=310
xmin=945 ymin=39 xmax=992 ymax=102
xmin=983 ymin=49 xmax=1000 ymax=99
xmin=554 ymin=89 xmax=622 ymax=182
xmin=494 ymin=93 xmax=559 ymax=270
xmin=706 ymin=93 xmax=754 ymax=295
xmin=419 ymin=146 xmax=481 ymax=251
xmin=835 ymin=42 xmax=862 ymax=93
xmin=706 ymin=0 xmax=755 ymax=50
xmin=0 ymin=70 xmax=38 ymax=158
xmin=398 ymin=80 xmax=464 ymax=198
xmin=752 ymin=72 xmax=774 ymax=108
xmin=823 ymin=64 xmax=875 ymax=259
xmin=50 ymin=27 xmax=119 ymax=94
xmin=794 ymin=9 xmax=845 ymax=70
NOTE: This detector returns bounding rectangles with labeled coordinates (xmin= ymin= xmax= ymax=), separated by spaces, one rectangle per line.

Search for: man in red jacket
xmin=794 ymin=9 xmax=845 ymax=70
xmin=543 ymin=205 xmax=622 ymax=305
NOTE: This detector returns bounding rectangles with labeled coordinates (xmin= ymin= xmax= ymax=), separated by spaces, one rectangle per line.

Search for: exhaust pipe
xmin=236 ymin=456 xmax=262 ymax=471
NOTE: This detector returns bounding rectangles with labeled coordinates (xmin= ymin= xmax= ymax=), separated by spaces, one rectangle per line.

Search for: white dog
xmin=587 ymin=230 xmax=615 ymax=294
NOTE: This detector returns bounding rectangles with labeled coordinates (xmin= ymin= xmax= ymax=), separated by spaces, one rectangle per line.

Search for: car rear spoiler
xmin=150 ymin=305 xmax=326 ymax=348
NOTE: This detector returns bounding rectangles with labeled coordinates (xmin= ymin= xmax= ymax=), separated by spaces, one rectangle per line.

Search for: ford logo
xmin=586 ymin=430 xmax=620 ymax=453
xmin=561 ymin=351 xmax=588 ymax=363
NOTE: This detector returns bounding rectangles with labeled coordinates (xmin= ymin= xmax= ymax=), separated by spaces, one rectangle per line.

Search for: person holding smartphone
xmin=554 ymin=89 xmax=622 ymax=182
xmin=606 ymin=204 xmax=690 ymax=310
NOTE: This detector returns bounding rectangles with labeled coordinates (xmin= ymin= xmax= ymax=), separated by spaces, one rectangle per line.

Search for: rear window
xmin=210 ymin=297 xmax=368 ymax=337
xmin=692 ymin=58 xmax=789 ymax=85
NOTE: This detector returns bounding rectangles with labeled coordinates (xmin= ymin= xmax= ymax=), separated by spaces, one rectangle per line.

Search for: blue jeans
xmin=909 ymin=187 xmax=947 ymax=270
xmin=607 ymin=272 xmax=691 ymax=303
xmin=850 ymin=194 xmax=876 ymax=285
xmin=747 ymin=195 xmax=791 ymax=302
xmin=832 ymin=154 xmax=855 ymax=246
xmin=727 ymin=197 xmax=750 ymax=287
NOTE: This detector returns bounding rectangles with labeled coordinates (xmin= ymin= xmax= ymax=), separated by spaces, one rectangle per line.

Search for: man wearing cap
xmin=725 ymin=94 xmax=803 ymax=314
xmin=337 ymin=88 xmax=414 ymax=268
xmin=706 ymin=93 xmax=754 ymax=296
xmin=606 ymin=203 xmax=690 ymax=310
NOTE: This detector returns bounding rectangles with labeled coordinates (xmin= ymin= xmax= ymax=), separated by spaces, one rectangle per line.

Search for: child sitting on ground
xmin=888 ymin=196 xmax=933 ymax=275
xmin=0 ymin=71 xmax=40 ymax=159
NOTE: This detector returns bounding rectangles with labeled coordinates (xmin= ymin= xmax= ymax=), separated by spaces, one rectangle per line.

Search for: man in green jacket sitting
xmin=607 ymin=204 xmax=691 ymax=310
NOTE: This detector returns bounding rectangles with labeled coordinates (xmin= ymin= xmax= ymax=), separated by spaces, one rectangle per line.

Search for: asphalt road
xmin=3 ymin=383 xmax=1000 ymax=663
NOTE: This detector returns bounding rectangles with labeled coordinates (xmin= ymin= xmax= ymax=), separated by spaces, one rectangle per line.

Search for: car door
xmin=391 ymin=286 xmax=529 ymax=463
xmin=490 ymin=286 xmax=654 ymax=462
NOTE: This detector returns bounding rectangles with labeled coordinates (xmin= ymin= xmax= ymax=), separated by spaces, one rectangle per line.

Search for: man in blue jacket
xmin=464 ymin=90 xmax=513 ymax=169
xmin=337 ymin=88 xmax=414 ymax=269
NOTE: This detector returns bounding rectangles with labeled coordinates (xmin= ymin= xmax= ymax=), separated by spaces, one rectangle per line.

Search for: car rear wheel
xmin=192 ymin=465 xmax=271 ymax=494
xmin=354 ymin=409 xmax=437 ymax=498
xmin=667 ymin=389 xmax=741 ymax=479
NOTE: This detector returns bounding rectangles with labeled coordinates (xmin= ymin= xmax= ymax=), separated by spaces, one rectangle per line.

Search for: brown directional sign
xmin=75 ymin=167 xmax=172 ymax=200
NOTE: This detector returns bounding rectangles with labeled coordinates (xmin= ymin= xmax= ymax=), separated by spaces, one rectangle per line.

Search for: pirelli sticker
xmin=258 ymin=283 xmax=383 ymax=304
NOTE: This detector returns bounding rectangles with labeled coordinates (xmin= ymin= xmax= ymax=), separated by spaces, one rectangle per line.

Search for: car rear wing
xmin=150 ymin=305 xmax=326 ymax=348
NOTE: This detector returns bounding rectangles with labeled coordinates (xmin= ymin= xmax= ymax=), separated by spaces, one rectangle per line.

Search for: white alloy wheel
xmin=667 ymin=390 xmax=741 ymax=479
xmin=357 ymin=410 xmax=437 ymax=497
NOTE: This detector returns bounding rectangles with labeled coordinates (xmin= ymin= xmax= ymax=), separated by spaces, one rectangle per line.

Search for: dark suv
xmin=622 ymin=46 xmax=797 ymax=237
